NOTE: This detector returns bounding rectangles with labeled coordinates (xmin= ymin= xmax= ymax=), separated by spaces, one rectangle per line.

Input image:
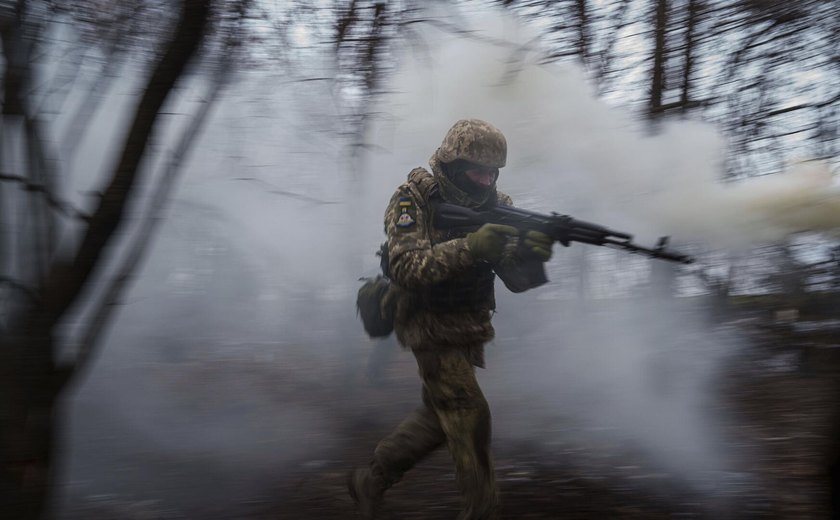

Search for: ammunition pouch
xmin=357 ymin=275 xmax=396 ymax=338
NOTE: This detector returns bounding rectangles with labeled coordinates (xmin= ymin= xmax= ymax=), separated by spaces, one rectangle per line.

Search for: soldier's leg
xmin=371 ymin=403 xmax=446 ymax=487
xmin=415 ymin=348 xmax=499 ymax=520
xmin=350 ymin=390 xmax=446 ymax=518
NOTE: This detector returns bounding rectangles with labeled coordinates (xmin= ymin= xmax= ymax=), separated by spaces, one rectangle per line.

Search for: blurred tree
xmin=494 ymin=0 xmax=837 ymax=301
xmin=497 ymin=0 xmax=838 ymax=178
xmin=0 ymin=0 xmax=244 ymax=516
xmin=331 ymin=0 xmax=420 ymax=168
xmin=0 ymin=0 xmax=834 ymax=514
xmin=275 ymin=2 xmax=839 ymax=514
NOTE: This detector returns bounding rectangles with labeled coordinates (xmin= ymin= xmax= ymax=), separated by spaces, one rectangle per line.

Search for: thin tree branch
xmin=59 ymin=1 xmax=148 ymax=158
xmin=0 ymin=277 xmax=41 ymax=304
xmin=335 ymin=0 xmax=358 ymax=50
xmin=0 ymin=172 xmax=90 ymax=221
xmin=38 ymin=0 xmax=211 ymax=326
xmin=233 ymin=177 xmax=338 ymax=205
xmin=63 ymin=26 xmax=240 ymax=391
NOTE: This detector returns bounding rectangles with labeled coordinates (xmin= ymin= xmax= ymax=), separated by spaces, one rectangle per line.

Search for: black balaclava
xmin=440 ymin=159 xmax=498 ymax=207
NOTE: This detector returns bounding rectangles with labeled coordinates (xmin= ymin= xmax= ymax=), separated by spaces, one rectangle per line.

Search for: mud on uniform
xmin=369 ymin=155 xmax=546 ymax=519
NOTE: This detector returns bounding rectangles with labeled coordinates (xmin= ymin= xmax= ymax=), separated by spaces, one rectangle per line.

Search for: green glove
xmin=523 ymin=230 xmax=553 ymax=262
xmin=467 ymin=224 xmax=518 ymax=264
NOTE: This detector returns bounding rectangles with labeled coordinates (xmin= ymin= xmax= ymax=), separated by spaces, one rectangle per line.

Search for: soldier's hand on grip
xmin=467 ymin=224 xmax=518 ymax=264
xmin=523 ymin=230 xmax=553 ymax=262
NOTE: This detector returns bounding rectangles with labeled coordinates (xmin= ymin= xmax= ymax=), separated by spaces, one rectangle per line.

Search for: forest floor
xmin=59 ymin=312 xmax=840 ymax=520
xmin=259 ymin=320 xmax=840 ymax=519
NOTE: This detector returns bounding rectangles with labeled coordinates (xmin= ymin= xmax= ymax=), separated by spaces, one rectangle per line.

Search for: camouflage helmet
xmin=437 ymin=119 xmax=507 ymax=168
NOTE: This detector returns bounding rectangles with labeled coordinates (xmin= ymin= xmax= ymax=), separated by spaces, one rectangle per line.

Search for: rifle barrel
xmin=432 ymin=202 xmax=694 ymax=264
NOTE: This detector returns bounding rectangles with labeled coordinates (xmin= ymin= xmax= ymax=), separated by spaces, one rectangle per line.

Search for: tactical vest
xmin=404 ymin=168 xmax=496 ymax=313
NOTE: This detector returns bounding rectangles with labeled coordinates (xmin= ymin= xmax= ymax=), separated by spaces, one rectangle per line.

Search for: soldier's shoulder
xmin=390 ymin=167 xmax=435 ymax=206
xmin=407 ymin=166 xmax=432 ymax=183
xmin=388 ymin=181 xmax=418 ymax=204
xmin=386 ymin=172 xmax=422 ymax=211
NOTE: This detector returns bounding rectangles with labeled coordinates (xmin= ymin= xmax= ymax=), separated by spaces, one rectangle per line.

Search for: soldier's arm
xmin=493 ymin=192 xmax=549 ymax=293
xmin=385 ymin=189 xmax=476 ymax=290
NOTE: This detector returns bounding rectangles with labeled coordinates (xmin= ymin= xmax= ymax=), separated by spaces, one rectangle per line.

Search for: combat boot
xmin=347 ymin=466 xmax=385 ymax=519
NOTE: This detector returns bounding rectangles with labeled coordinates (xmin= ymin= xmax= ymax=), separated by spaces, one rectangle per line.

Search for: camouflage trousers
xmin=369 ymin=344 xmax=499 ymax=520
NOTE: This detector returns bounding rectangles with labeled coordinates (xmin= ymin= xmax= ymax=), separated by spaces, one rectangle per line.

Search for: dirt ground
xmin=59 ymin=314 xmax=840 ymax=520
xmin=258 ymin=323 xmax=840 ymax=519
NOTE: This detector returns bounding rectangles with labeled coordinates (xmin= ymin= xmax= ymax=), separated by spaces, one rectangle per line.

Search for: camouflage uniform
xmin=352 ymin=120 xmax=547 ymax=520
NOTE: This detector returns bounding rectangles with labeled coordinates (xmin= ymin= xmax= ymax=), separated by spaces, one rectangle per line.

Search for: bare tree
xmin=0 ymin=1 xmax=214 ymax=516
xmin=497 ymin=0 xmax=837 ymax=178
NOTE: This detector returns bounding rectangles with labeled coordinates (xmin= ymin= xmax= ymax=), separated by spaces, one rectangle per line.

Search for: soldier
xmin=348 ymin=119 xmax=554 ymax=519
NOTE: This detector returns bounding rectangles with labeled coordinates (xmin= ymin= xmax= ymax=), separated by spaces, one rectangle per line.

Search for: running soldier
xmin=349 ymin=119 xmax=554 ymax=519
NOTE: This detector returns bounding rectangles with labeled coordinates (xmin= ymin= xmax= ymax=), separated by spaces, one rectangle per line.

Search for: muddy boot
xmin=347 ymin=466 xmax=385 ymax=519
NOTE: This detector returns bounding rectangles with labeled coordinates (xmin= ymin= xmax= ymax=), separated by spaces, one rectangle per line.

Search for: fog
xmin=354 ymin=11 xmax=745 ymax=488
xmin=55 ymin=7 xmax=831 ymax=518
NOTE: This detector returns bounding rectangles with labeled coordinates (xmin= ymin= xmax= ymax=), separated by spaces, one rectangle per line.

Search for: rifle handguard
xmin=432 ymin=201 xmax=694 ymax=264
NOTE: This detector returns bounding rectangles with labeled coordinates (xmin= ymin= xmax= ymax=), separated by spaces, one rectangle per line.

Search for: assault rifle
xmin=432 ymin=202 xmax=694 ymax=264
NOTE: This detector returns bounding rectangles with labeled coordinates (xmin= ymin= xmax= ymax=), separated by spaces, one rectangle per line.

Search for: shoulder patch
xmin=396 ymin=213 xmax=415 ymax=227
xmin=395 ymin=196 xmax=417 ymax=229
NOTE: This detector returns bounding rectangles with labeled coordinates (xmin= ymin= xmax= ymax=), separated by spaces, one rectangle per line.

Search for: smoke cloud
xmin=358 ymin=7 xmax=802 ymax=496
xmin=58 ymin=6 xmax=834 ymax=517
xmin=362 ymin=11 xmax=837 ymax=251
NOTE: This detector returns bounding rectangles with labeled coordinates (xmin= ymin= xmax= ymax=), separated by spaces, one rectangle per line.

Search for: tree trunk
xmin=649 ymin=0 xmax=668 ymax=119
xmin=576 ymin=0 xmax=589 ymax=66
xmin=0 ymin=2 xmax=211 ymax=518
xmin=0 ymin=318 xmax=58 ymax=520
xmin=680 ymin=0 xmax=699 ymax=110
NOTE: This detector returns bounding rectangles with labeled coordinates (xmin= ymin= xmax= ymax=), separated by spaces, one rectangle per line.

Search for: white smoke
xmin=711 ymin=162 xmax=840 ymax=243
xmin=363 ymin=10 xmax=837 ymax=252
xmin=359 ymin=8 xmax=811 ymax=495
xmin=59 ymin=5 xmax=833 ymax=514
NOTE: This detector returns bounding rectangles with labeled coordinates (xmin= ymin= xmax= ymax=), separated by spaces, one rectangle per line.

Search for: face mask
xmin=446 ymin=160 xmax=497 ymax=196
xmin=437 ymin=160 xmax=498 ymax=209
